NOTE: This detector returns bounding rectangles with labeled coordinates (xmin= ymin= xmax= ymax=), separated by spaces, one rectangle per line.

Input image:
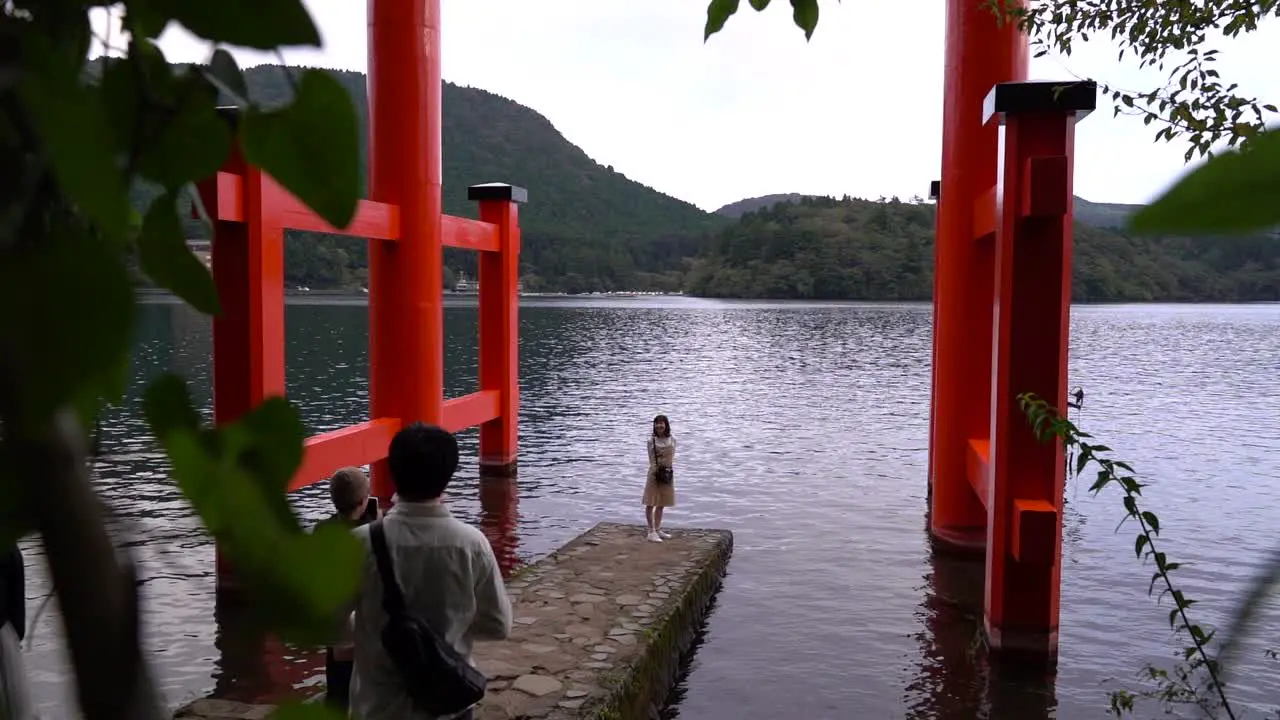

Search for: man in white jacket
xmin=348 ymin=424 xmax=512 ymax=719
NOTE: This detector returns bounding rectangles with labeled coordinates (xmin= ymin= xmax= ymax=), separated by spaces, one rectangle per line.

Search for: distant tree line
xmin=687 ymin=196 xmax=1280 ymax=302
xmin=119 ymin=64 xmax=1280 ymax=303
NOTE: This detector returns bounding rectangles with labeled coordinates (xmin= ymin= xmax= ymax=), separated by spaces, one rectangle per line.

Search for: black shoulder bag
xmin=369 ymin=519 xmax=487 ymax=715
xmin=652 ymin=440 xmax=673 ymax=485
xmin=655 ymin=466 xmax=673 ymax=485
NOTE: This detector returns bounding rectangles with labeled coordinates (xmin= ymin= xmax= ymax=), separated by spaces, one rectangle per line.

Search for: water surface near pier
xmin=18 ymin=297 xmax=1280 ymax=719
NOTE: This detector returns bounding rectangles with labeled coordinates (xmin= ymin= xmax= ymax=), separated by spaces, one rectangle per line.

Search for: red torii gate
xmin=927 ymin=1 xmax=1095 ymax=663
xmin=198 ymin=0 xmax=1093 ymax=670
xmin=197 ymin=0 xmax=523 ymax=548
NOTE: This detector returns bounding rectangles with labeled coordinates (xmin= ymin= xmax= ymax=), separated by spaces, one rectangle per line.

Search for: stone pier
xmin=175 ymin=522 xmax=734 ymax=720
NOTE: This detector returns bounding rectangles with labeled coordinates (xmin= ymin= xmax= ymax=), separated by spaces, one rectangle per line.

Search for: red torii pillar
xmin=928 ymin=0 xmax=1095 ymax=662
xmin=367 ymin=0 xmax=524 ymax=500
xmin=202 ymin=0 xmax=525 ymax=591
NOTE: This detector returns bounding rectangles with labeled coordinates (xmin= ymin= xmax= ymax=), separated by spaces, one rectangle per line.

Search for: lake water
xmin=15 ymin=296 xmax=1280 ymax=719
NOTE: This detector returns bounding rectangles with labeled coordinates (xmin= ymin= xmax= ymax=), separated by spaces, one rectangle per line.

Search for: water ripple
xmin=16 ymin=298 xmax=1280 ymax=719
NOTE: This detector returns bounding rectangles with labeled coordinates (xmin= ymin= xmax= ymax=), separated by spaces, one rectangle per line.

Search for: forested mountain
xmin=715 ymin=194 xmax=818 ymax=218
xmin=687 ymin=196 xmax=1280 ymax=302
xmin=120 ymin=63 xmax=724 ymax=293
xmin=110 ymin=61 xmax=1278 ymax=302
xmin=1073 ymin=197 xmax=1142 ymax=229
xmin=250 ymin=65 xmax=727 ymax=292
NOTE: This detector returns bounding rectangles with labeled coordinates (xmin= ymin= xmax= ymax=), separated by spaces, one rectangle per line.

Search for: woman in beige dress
xmin=643 ymin=414 xmax=676 ymax=543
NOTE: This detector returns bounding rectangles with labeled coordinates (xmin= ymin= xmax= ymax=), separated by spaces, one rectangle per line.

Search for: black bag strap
xmin=369 ymin=519 xmax=407 ymax=617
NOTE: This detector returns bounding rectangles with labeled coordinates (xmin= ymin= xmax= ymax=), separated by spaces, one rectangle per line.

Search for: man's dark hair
xmin=387 ymin=423 xmax=459 ymax=501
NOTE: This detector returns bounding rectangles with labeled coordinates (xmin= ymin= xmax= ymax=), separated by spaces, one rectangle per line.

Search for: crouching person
xmin=317 ymin=467 xmax=381 ymax=712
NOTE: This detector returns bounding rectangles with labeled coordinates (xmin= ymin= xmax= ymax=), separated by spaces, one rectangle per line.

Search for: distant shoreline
xmin=132 ymin=288 xmax=1279 ymax=306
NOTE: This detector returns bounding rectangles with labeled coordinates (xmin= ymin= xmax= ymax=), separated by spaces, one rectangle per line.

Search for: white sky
xmin=91 ymin=0 xmax=1280 ymax=212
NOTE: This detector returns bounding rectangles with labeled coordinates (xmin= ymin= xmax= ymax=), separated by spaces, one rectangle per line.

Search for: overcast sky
xmin=92 ymin=0 xmax=1279 ymax=212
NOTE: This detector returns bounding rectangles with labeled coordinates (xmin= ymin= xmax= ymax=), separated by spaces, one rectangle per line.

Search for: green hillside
xmin=110 ymin=61 xmax=1279 ymax=302
xmin=688 ymin=195 xmax=1280 ymax=302
xmin=247 ymin=65 xmax=726 ymax=293
xmin=1073 ymin=197 xmax=1142 ymax=229
xmin=715 ymin=194 xmax=819 ymax=218
xmin=123 ymin=63 xmax=724 ymax=293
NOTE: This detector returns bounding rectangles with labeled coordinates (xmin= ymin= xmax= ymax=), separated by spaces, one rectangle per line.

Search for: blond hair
xmin=328 ymin=467 xmax=370 ymax=514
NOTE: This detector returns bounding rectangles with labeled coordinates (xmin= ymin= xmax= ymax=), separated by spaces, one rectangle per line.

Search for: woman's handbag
xmin=655 ymin=466 xmax=673 ymax=485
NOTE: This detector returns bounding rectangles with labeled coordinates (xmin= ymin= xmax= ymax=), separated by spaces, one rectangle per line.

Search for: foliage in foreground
xmin=705 ymin=1 xmax=1279 ymax=166
xmin=991 ymin=0 xmax=1279 ymax=164
xmin=1020 ymin=394 xmax=1237 ymax=717
xmin=1023 ymin=394 xmax=1280 ymax=719
xmin=1 ymin=0 xmax=365 ymax=717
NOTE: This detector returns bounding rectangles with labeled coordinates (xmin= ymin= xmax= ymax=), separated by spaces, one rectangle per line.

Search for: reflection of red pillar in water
xmin=258 ymin=636 xmax=326 ymax=705
xmin=908 ymin=549 xmax=1059 ymax=717
xmin=211 ymin=591 xmax=270 ymax=701
xmin=211 ymin=593 xmax=321 ymax=704
xmin=908 ymin=551 xmax=988 ymax=720
xmin=479 ymin=477 xmax=522 ymax=577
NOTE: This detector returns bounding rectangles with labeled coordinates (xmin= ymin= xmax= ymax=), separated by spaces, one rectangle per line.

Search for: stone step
xmin=173 ymin=522 xmax=734 ymax=720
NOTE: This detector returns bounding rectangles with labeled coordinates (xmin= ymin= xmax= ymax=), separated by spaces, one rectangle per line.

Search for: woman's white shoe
xmin=646 ymin=531 xmax=663 ymax=543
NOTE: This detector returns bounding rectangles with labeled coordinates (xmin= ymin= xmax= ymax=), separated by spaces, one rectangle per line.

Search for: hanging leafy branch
xmin=988 ymin=0 xmax=1279 ymax=163
xmin=705 ymin=1 xmax=1280 ymax=237
xmin=707 ymin=0 xmax=1278 ymax=162
xmin=1 ymin=0 xmax=360 ymax=718
xmin=704 ymin=0 xmax=827 ymax=41
xmin=1018 ymin=393 xmax=1237 ymax=718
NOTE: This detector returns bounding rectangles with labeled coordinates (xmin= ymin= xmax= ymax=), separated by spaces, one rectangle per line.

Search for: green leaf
xmin=271 ymin=701 xmax=346 ymax=720
xmin=749 ymin=0 xmax=772 ymax=9
xmin=1129 ymin=128 xmax=1280 ymax=235
xmin=235 ymin=397 xmax=306 ymax=491
xmin=165 ymin=0 xmax=320 ymax=50
xmin=19 ymin=38 xmax=130 ymax=239
xmin=278 ymin=521 xmax=365 ymax=616
xmin=705 ymin=0 xmax=741 ymax=39
xmin=124 ymin=0 xmax=172 ymax=39
xmin=0 ymin=222 xmax=134 ymax=423
xmin=145 ymin=391 xmax=361 ymax=644
xmin=1140 ymin=510 xmax=1160 ymax=534
xmin=143 ymin=374 xmax=202 ymax=439
xmin=1075 ymin=449 xmax=1089 ymax=477
xmin=136 ymin=72 xmax=231 ymax=190
xmin=138 ymin=194 xmax=221 ymax=314
xmin=1135 ymin=533 xmax=1150 ymax=559
xmin=241 ymin=70 xmax=359 ymax=229
xmin=101 ymin=58 xmax=141 ymax=156
xmin=206 ymin=48 xmax=249 ymax=102
xmin=790 ymin=0 xmax=820 ymax=39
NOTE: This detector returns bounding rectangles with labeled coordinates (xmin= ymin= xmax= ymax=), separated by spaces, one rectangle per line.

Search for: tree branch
xmin=0 ymin=349 xmax=168 ymax=720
